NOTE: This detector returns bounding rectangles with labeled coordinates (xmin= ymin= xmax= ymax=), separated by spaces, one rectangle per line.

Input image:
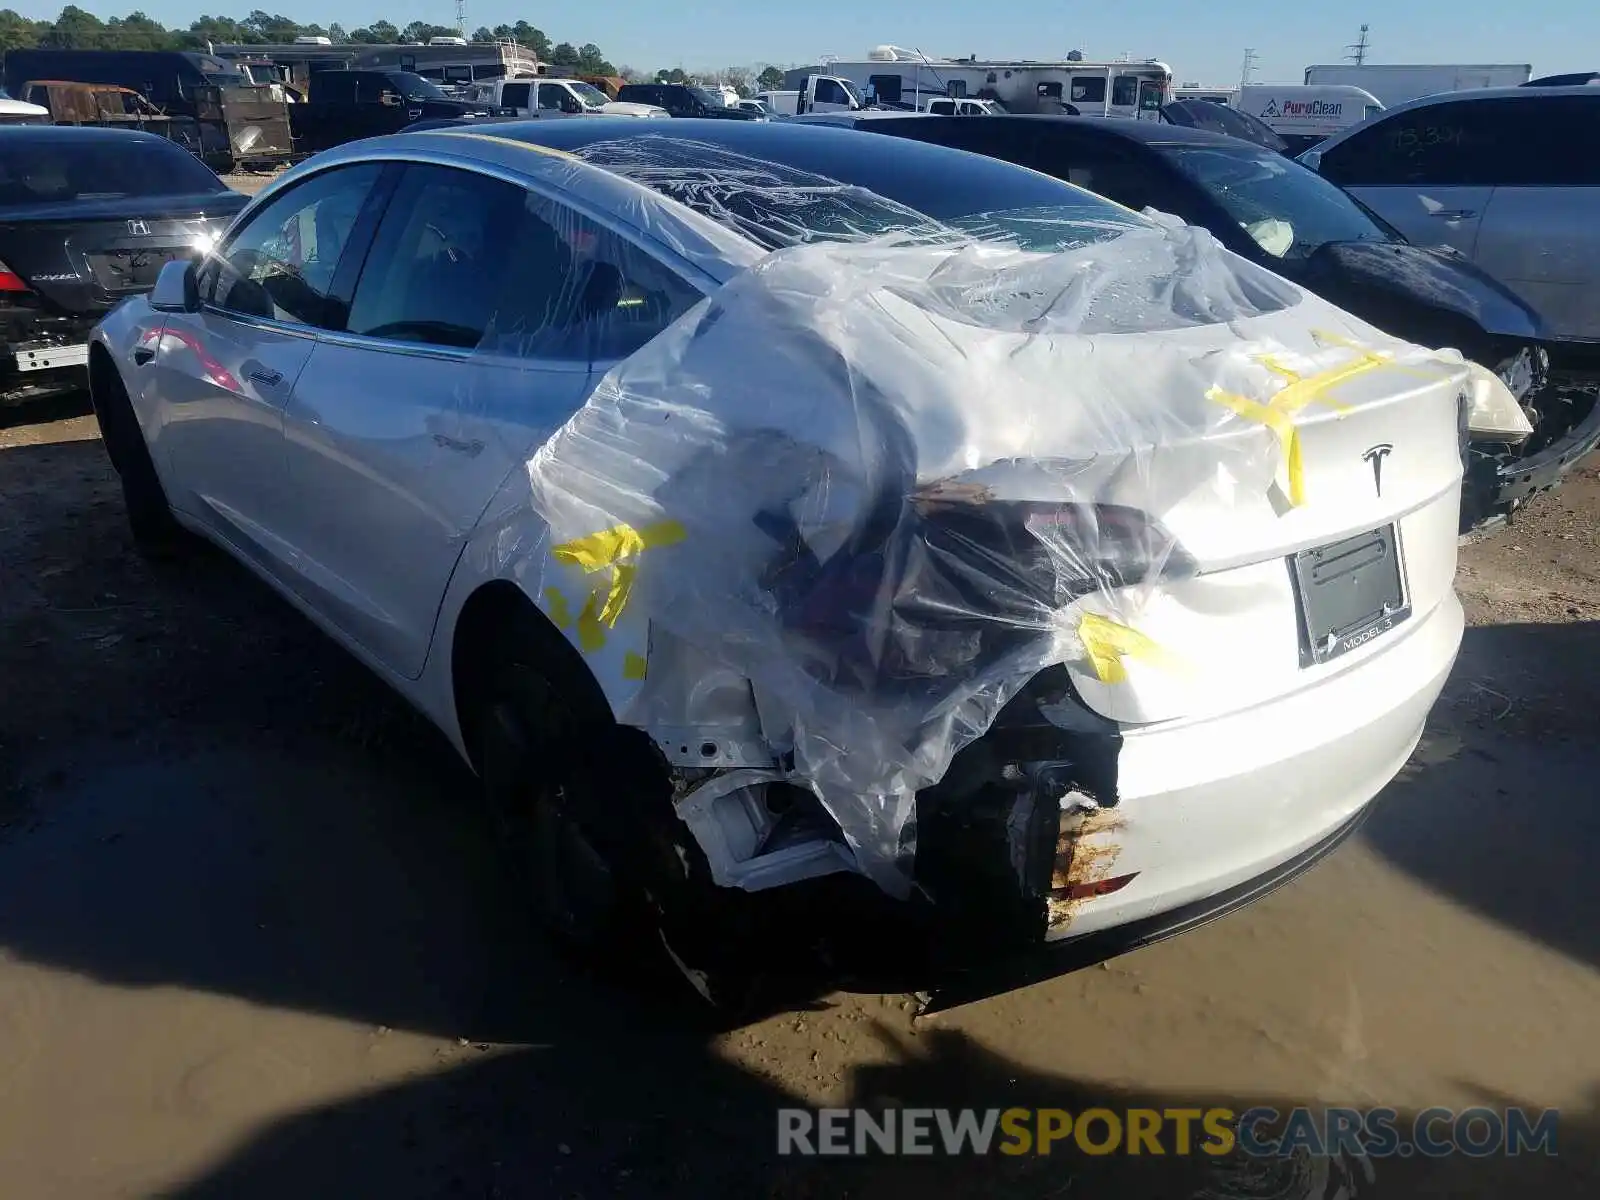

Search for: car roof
xmin=787 ymin=110 xmax=933 ymax=124
xmin=0 ymin=123 xmax=173 ymax=146
xmin=850 ymin=113 xmax=1251 ymax=149
xmin=321 ymin=117 xmax=1132 ymax=279
xmin=1311 ymin=84 xmax=1600 ymax=153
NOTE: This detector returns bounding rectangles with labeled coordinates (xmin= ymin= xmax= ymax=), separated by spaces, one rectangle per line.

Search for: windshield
xmin=0 ymin=138 xmax=225 ymax=207
xmin=203 ymin=70 xmax=250 ymax=88
xmin=392 ymin=72 xmax=448 ymax=101
xmin=688 ymin=86 xmax=726 ymax=108
xmin=570 ymin=81 xmax=610 ymax=107
xmin=1162 ymin=144 xmax=1393 ymax=260
xmin=569 ymin=135 xmax=1147 ymax=252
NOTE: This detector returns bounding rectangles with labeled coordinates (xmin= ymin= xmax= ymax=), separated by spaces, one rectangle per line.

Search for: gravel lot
xmin=1 ymin=385 xmax=1597 ymax=1198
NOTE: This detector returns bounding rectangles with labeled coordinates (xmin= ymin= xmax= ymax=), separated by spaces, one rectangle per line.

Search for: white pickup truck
xmin=754 ymin=74 xmax=864 ymax=116
xmin=465 ymin=78 xmax=668 ymax=119
xmin=921 ymin=96 xmax=1003 ymax=115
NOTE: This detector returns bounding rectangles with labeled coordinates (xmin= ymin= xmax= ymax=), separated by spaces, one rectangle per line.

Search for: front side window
xmin=537 ymin=83 xmax=571 ymax=110
xmin=201 ymin=163 xmax=383 ymax=327
xmin=1163 ymin=144 xmax=1394 ymax=259
xmin=343 ymin=164 xmax=702 ymax=360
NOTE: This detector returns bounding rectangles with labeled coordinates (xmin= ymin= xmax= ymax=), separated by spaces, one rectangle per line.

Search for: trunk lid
xmin=0 ymin=191 xmax=246 ymax=313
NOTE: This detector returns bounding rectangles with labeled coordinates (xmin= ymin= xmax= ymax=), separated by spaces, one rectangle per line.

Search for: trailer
xmin=786 ymin=45 xmax=1172 ymax=118
xmin=1301 ymin=63 xmax=1532 ymax=108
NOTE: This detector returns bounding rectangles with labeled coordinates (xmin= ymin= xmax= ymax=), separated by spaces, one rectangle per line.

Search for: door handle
xmin=432 ymin=432 xmax=484 ymax=457
xmin=1429 ymin=209 xmax=1477 ymax=220
xmin=246 ymin=367 xmax=283 ymax=387
xmin=132 ymin=347 xmax=155 ymax=365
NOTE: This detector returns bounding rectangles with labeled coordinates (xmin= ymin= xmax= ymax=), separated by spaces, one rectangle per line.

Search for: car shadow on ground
xmin=1360 ymin=618 xmax=1600 ymax=974
xmin=164 ymin=1024 xmax=1599 ymax=1198
xmin=0 ymin=391 xmax=92 ymax=431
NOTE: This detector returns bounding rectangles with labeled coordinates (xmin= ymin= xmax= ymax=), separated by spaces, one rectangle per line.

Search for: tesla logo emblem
xmin=1363 ymin=444 xmax=1393 ymax=497
xmin=127 ymin=219 xmax=149 ymax=236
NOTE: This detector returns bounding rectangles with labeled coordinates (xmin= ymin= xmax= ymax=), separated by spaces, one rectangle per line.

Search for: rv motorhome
xmin=785 ymin=46 xmax=1171 ymax=117
xmin=210 ymin=38 xmax=540 ymax=94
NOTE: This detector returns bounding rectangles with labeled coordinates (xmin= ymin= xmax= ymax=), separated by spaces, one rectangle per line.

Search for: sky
xmin=29 ymin=2 xmax=1599 ymax=85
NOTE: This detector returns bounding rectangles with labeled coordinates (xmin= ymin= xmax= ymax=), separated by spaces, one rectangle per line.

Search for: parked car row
xmin=57 ymin=116 xmax=1524 ymax=1008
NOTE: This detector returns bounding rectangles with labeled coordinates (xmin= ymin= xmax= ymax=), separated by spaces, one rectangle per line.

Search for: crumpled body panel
xmin=511 ymin=213 xmax=1473 ymax=892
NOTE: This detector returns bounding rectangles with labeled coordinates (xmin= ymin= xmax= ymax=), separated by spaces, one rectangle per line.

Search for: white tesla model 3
xmin=88 ymin=119 xmax=1482 ymax=1005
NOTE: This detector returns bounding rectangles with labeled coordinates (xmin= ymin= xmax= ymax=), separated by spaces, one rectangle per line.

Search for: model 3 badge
xmin=1362 ymin=443 xmax=1393 ymax=497
xmin=127 ymin=219 xmax=150 ymax=236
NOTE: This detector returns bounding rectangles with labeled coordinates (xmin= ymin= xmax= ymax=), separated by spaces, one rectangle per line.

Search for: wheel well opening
xmin=451 ymin=580 xmax=612 ymax=774
xmin=87 ymin=342 xmax=118 ymax=397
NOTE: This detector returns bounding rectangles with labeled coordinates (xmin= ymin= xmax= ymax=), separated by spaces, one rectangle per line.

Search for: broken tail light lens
xmin=762 ymin=496 xmax=1195 ymax=697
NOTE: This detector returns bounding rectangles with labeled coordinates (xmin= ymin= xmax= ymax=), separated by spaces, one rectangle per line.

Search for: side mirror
xmin=150 ymin=258 xmax=200 ymax=313
xmin=380 ymin=90 xmax=401 ymax=107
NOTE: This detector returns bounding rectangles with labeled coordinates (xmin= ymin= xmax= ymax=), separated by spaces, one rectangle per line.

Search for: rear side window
xmin=345 ymin=164 xmax=702 ymax=360
xmin=1112 ymin=75 xmax=1139 ymax=107
xmin=314 ymin=71 xmax=357 ymax=103
xmin=203 ymin=163 xmax=383 ymax=327
xmin=502 ymin=82 xmax=530 ymax=108
xmin=1071 ymin=77 xmax=1106 ymax=104
xmin=0 ymin=135 xmax=224 ymax=208
xmin=1319 ymin=96 xmax=1599 ymax=187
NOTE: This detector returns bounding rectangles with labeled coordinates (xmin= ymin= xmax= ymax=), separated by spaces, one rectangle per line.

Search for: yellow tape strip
xmin=553 ymin=520 xmax=687 ymax=573
xmin=1208 ymin=347 xmax=1393 ymax=507
xmin=547 ymin=520 xmax=687 ymax=666
xmin=543 ymin=587 xmax=573 ymax=629
xmin=1078 ymin=613 xmax=1184 ymax=684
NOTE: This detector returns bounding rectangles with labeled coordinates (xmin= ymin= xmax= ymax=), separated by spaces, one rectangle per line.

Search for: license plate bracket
xmin=1292 ymin=524 xmax=1409 ymax=667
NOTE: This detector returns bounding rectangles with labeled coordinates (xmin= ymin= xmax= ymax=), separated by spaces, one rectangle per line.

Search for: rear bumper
xmin=921 ymin=591 xmax=1462 ymax=1009
xmin=2 ymin=316 xmax=97 ymax=402
xmin=1468 ymin=383 xmax=1600 ymax=533
xmin=1492 ymin=388 xmax=1600 ymax=508
xmin=926 ymin=803 xmax=1370 ymax=1011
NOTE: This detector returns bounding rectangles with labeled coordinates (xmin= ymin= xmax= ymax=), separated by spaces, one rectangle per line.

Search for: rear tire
xmin=89 ymin=359 xmax=192 ymax=561
xmin=473 ymin=625 xmax=634 ymax=957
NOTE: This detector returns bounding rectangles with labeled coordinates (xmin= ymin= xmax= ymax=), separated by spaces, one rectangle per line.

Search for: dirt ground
xmin=1 ymin=393 xmax=1597 ymax=1199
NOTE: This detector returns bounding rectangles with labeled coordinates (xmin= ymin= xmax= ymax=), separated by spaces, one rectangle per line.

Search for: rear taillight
xmin=758 ymin=495 xmax=1194 ymax=696
xmin=0 ymin=258 xmax=27 ymax=293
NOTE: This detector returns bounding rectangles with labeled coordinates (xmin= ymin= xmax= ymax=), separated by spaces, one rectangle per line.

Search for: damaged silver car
xmin=89 ymin=121 xmax=1499 ymax=1007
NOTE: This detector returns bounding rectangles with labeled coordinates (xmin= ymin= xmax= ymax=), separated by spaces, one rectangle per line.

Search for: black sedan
xmin=0 ymin=125 xmax=248 ymax=406
xmin=799 ymin=113 xmax=1577 ymax=530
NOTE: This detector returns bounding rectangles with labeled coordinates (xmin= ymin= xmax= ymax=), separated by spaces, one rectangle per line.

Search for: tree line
xmin=0 ymin=7 xmax=794 ymax=91
xmin=0 ymin=7 xmax=623 ymax=75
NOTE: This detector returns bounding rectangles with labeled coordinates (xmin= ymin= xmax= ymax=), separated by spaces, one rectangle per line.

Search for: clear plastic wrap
xmin=505 ymin=188 xmax=1469 ymax=893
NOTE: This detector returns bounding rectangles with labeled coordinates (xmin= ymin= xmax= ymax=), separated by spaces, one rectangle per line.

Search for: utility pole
xmin=1345 ymin=24 xmax=1371 ymax=65
xmin=455 ymin=0 xmax=468 ymax=35
xmin=1240 ymin=47 xmax=1259 ymax=87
